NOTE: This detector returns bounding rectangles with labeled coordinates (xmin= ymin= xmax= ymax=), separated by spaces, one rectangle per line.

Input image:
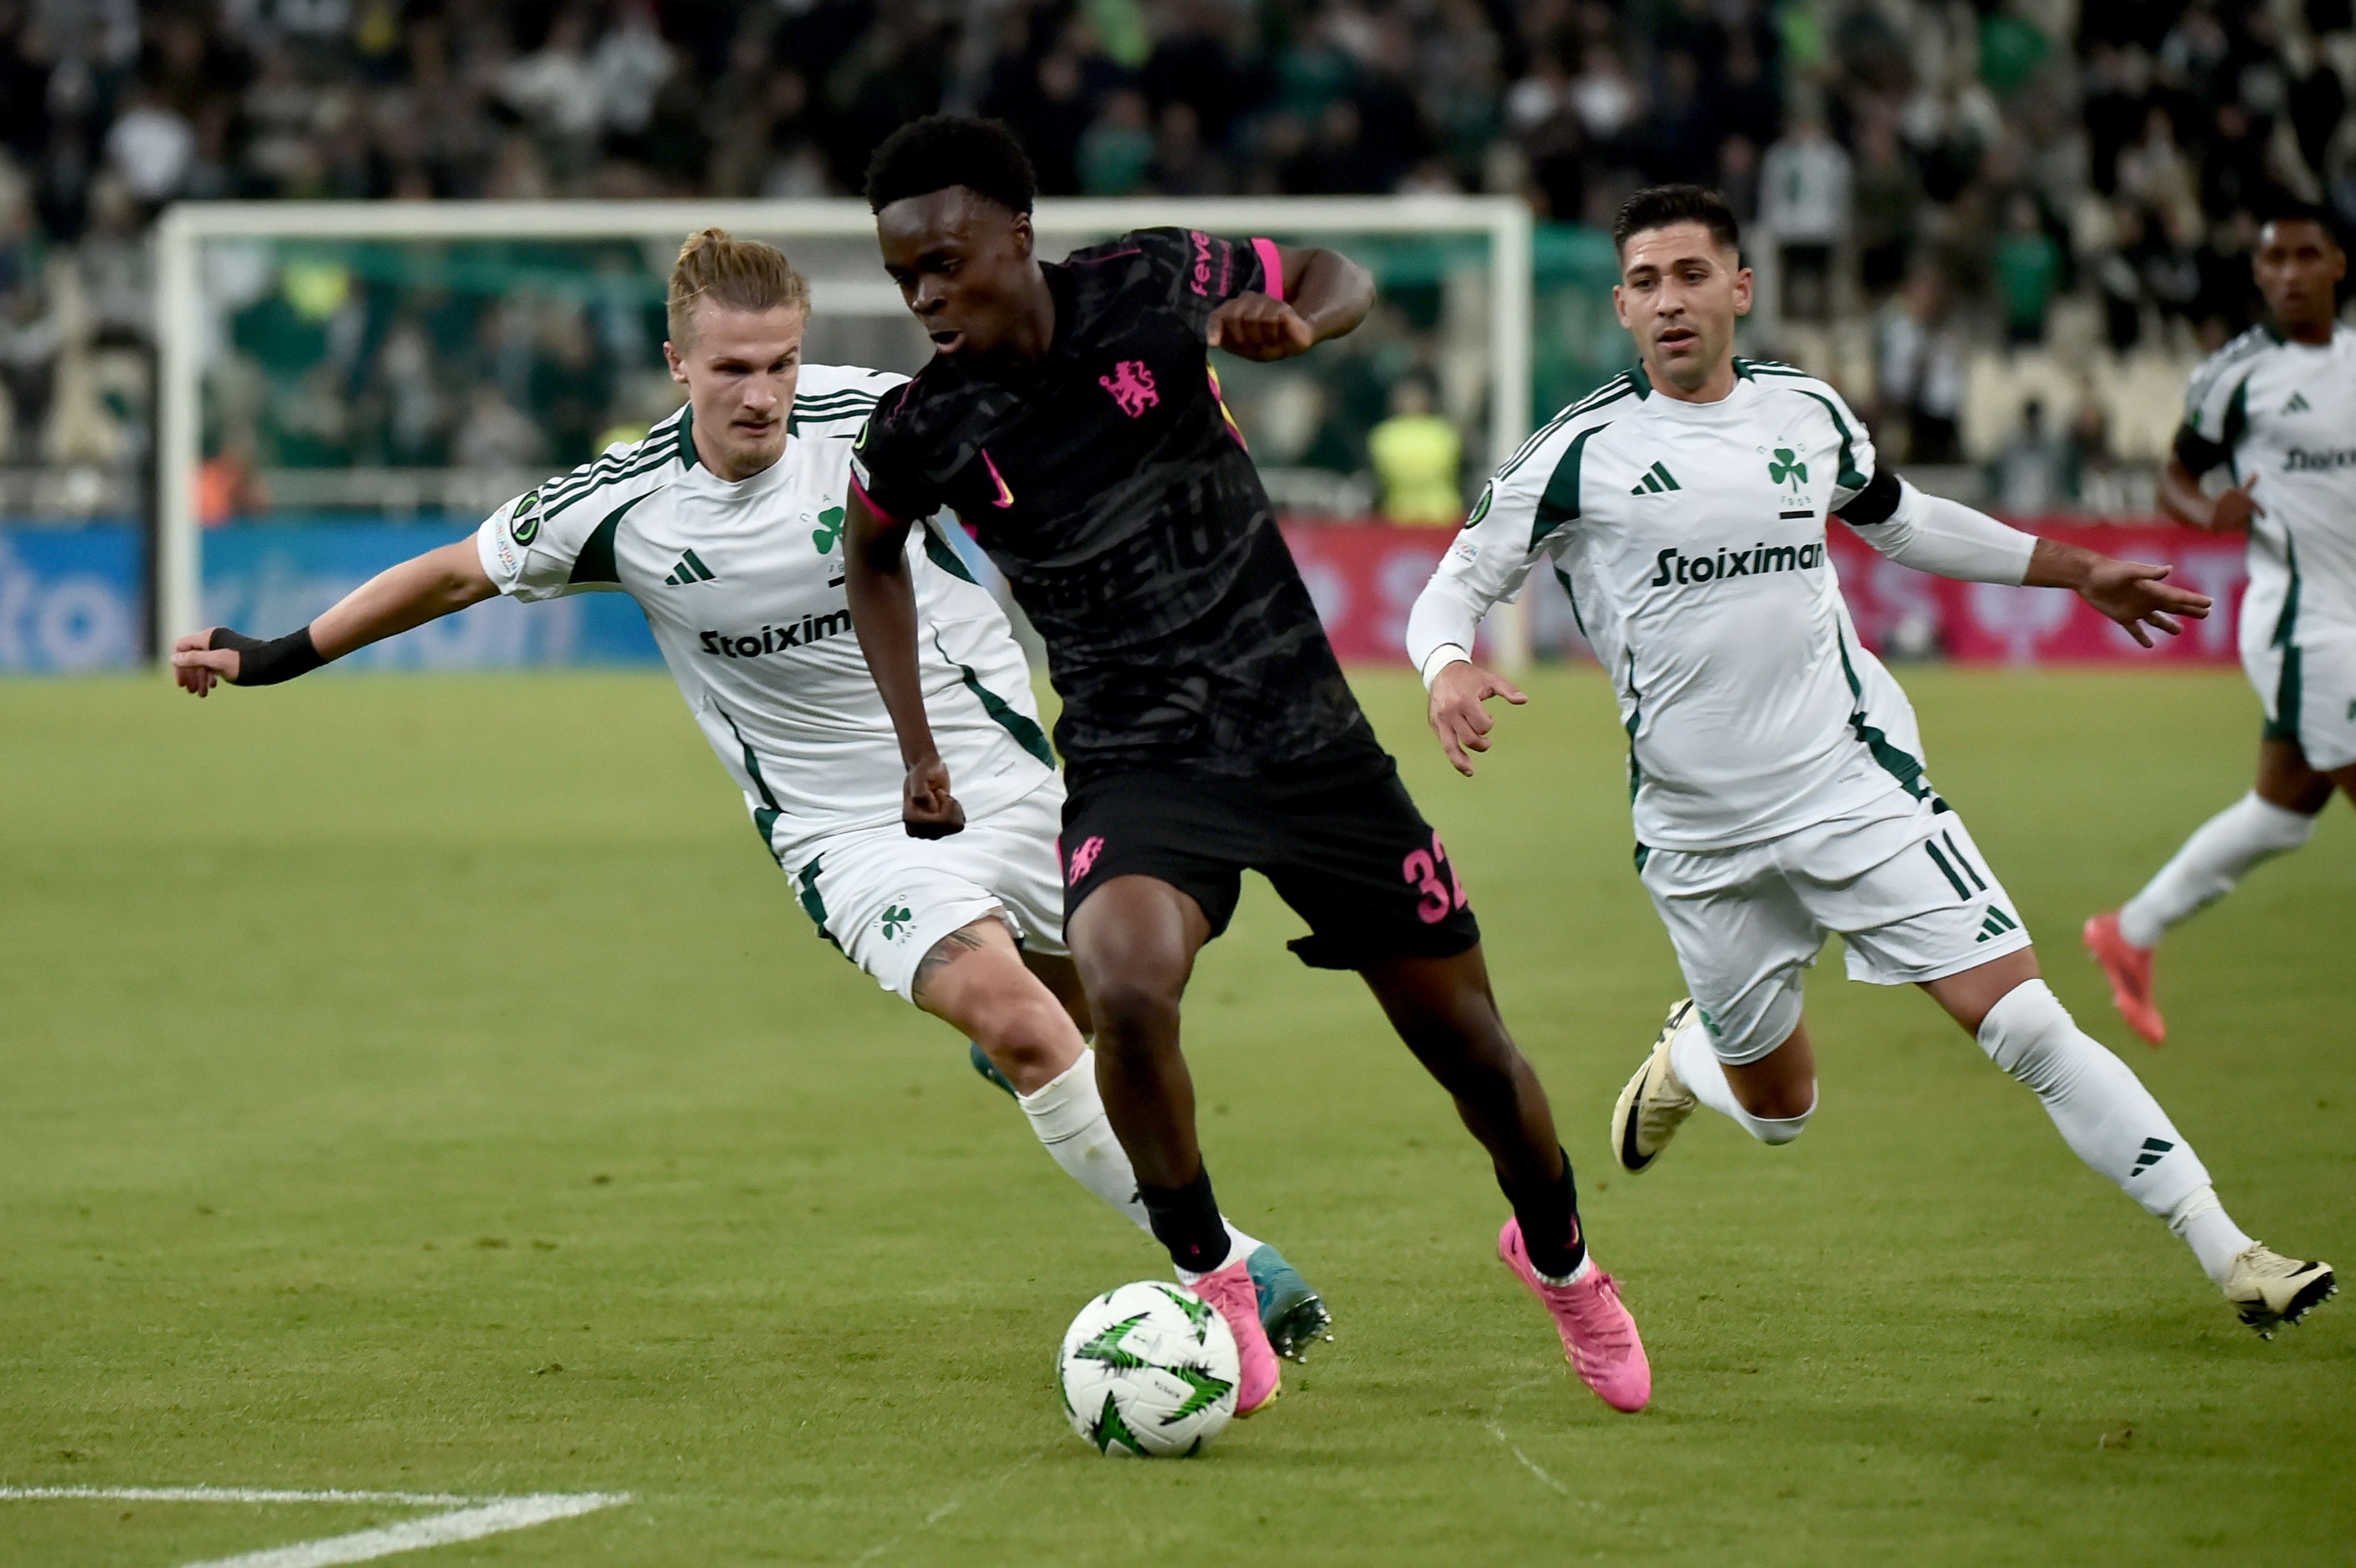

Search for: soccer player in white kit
xmin=1405 ymin=186 xmax=2334 ymax=1337
xmin=171 ymin=229 xmax=1329 ymax=1355
xmin=2088 ymin=205 xmax=2356 ymax=1046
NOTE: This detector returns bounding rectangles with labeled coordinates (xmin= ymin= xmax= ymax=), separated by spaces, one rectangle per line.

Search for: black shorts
xmin=1059 ymin=750 xmax=1481 ymax=969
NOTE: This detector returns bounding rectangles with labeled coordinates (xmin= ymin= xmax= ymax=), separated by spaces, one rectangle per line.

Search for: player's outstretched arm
xmin=1843 ymin=474 xmax=2210 ymax=647
xmin=170 ymin=539 xmax=497 ymax=697
xmin=841 ymin=488 xmax=963 ymax=838
xmin=1206 ymin=245 xmax=1372 ymax=362
xmin=2023 ymin=536 xmax=2212 ymax=648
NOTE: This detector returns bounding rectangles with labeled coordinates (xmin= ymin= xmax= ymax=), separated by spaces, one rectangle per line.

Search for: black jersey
xmin=850 ymin=227 xmax=1381 ymax=781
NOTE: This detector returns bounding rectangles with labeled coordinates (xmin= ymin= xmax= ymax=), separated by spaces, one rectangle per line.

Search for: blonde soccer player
xmin=172 ymin=229 xmax=1329 ymax=1357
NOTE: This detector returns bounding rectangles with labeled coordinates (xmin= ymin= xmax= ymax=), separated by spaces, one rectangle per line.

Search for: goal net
xmin=155 ymin=197 xmax=1551 ymax=669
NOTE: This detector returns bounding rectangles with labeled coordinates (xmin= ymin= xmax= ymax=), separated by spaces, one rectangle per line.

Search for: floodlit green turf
xmin=2 ymin=665 xmax=2350 ymax=1567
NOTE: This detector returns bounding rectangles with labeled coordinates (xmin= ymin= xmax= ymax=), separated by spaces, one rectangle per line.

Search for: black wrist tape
xmin=210 ymin=625 xmax=327 ymax=686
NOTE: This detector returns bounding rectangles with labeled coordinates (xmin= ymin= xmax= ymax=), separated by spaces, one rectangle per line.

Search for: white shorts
xmin=783 ymin=775 xmax=1069 ymax=1002
xmin=1638 ymin=792 xmax=2032 ymax=1066
xmin=2245 ymin=625 xmax=2356 ymax=773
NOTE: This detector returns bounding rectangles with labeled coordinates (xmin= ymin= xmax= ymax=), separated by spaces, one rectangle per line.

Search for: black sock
xmin=1137 ymin=1166 xmax=1232 ymax=1274
xmin=1499 ymin=1147 xmax=1585 ymax=1279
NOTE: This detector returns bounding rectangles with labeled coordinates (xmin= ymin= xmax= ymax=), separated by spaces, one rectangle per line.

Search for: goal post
xmin=153 ymin=195 xmax=1534 ymax=669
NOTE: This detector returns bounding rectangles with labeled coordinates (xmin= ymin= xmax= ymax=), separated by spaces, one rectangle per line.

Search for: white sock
xmin=1976 ymin=980 xmax=2217 ymax=1240
xmin=1668 ymin=1014 xmax=1814 ymax=1145
xmin=1533 ymin=1254 xmax=1597 ymax=1288
xmin=2119 ymin=792 xmax=2318 ymax=948
xmin=1017 ymin=1049 xmax=1151 ymax=1235
xmin=2167 ymin=1186 xmax=2257 ymax=1287
xmin=1170 ymin=1221 xmax=1265 ymax=1286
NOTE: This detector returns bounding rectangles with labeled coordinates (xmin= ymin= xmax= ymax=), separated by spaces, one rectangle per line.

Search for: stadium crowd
xmin=1 ymin=0 xmax=2351 ymax=514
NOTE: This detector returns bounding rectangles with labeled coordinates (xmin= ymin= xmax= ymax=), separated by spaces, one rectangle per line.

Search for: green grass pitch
xmin=2 ymin=665 xmax=2350 ymax=1566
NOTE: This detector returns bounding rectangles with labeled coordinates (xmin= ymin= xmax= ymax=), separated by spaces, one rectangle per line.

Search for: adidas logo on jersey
xmin=2284 ymin=391 xmax=2312 ymax=413
xmin=2128 ymin=1136 xmax=2174 ymax=1175
xmin=1630 ymin=461 xmax=1682 ymax=495
xmin=665 ymin=549 xmax=718 ymax=586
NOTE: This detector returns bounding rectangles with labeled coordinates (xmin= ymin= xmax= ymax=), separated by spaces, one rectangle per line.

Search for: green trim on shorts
xmin=795 ymin=855 xmax=843 ymax=952
xmin=2265 ymin=538 xmax=2304 ymax=745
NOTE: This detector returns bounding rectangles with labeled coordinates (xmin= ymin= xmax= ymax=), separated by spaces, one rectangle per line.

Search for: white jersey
xmin=1414 ymin=361 xmax=1932 ymax=853
xmin=474 ymin=364 xmax=1057 ymax=869
xmin=2180 ymin=324 xmax=2356 ymax=650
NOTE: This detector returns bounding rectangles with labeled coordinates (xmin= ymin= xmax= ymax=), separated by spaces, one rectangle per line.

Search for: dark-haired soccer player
xmin=168 ymin=228 xmax=1332 ymax=1357
xmin=2088 ymin=205 xmax=2356 ymax=1044
xmin=1409 ymin=184 xmax=2332 ymax=1337
xmin=841 ymin=114 xmax=1651 ymax=1415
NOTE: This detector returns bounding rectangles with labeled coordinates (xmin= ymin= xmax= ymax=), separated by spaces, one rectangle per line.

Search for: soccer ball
xmin=1056 ymin=1280 xmax=1240 ymax=1457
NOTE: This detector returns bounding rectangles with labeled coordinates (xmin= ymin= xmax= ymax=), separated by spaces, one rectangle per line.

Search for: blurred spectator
xmin=1994 ymin=195 xmax=2062 ymax=344
xmin=0 ymin=277 xmax=57 ymax=461
xmin=196 ymin=435 xmax=268 ymax=526
xmin=105 ymin=82 xmax=194 ymax=205
xmin=1079 ymin=90 xmax=1154 ymax=197
xmin=453 ymin=382 xmax=544 ymax=470
xmin=1877 ymin=268 xmax=1967 ymax=465
xmin=1367 ymin=376 xmax=1463 ymax=526
xmin=1989 ymin=398 xmax=2069 ymax=516
xmin=1851 ymin=118 xmax=1922 ymax=298
xmin=0 ymin=0 xmax=2342 ymax=500
xmin=1759 ymin=106 xmax=1852 ymax=322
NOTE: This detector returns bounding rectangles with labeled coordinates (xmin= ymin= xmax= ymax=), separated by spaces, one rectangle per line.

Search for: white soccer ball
xmin=1056 ymin=1280 xmax=1240 ymax=1457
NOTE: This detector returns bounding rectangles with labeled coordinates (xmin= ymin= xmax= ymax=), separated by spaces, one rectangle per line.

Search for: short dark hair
xmin=2257 ymin=194 xmax=2343 ymax=249
xmin=864 ymin=115 xmax=1038 ymax=215
xmin=1612 ymin=184 xmax=1742 ymax=259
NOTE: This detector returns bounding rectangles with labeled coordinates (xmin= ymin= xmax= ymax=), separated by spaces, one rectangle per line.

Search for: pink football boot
xmin=1498 ymin=1218 xmax=1650 ymax=1412
xmin=2084 ymin=911 xmax=2165 ymax=1046
xmin=1188 ymin=1255 xmax=1282 ymax=1416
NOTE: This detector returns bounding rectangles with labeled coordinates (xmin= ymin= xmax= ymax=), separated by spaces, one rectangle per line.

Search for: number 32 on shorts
xmin=1402 ymin=831 xmax=1470 ymax=924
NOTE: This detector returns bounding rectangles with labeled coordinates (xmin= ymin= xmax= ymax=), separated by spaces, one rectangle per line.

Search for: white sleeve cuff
xmin=1418 ymin=642 xmax=1472 ymax=690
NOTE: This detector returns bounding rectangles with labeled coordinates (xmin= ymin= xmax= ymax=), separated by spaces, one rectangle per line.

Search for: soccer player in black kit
xmin=842 ymin=116 xmax=1650 ymax=1415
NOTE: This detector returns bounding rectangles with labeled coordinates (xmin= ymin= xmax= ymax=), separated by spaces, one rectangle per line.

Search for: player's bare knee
xmin=1084 ymin=971 xmax=1185 ymax=1052
xmin=1737 ymin=1078 xmax=1817 ymax=1131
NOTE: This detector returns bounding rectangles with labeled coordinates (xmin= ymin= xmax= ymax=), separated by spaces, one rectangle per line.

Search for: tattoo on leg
xmin=913 ymin=925 xmax=991 ymax=996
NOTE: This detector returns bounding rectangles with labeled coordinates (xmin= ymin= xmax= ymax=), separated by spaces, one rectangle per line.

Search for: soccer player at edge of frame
xmin=164 ymin=226 xmax=1338 ymax=1365
xmin=1407 ymin=184 xmax=2334 ymax=1339
xmin=841 ymin=114 xmax=1652 ymax=1418
xmin=2088 ymin=201 xmax=2356 ymax=1045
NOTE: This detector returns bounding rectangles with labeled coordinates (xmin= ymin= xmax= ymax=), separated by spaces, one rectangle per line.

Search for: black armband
xmin=1836 ymin=467 xmax=1903 ymax=526
xmin=210 ymin=625 xmax=328 ymax=686
xmin=2171 ymin=425 xmax=2230 ymax=478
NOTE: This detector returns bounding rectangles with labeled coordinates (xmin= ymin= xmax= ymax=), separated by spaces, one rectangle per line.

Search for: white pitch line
xmin=175 ymin=1493 xmax=631 ymax=1568
xmin=0 ymin=1485 xmax=630 ymax=1568
xmin=0 ymin=1488 xmax=481 ymax=1507
xmin=847 ymin=1451 xmax=1039 ymax=1567
xmin=1483 ymin=1419 xmax=1570 ymax=1496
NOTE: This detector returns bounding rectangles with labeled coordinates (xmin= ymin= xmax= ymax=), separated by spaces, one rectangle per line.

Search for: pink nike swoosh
xmin=981 ymin=449 xmax=1014 ymax=509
